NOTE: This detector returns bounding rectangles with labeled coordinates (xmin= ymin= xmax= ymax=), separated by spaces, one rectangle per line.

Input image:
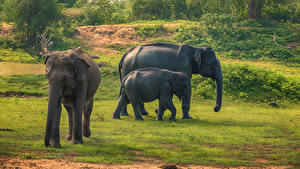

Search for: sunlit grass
xmin=0 ymin=97 xmax=299 ymax=166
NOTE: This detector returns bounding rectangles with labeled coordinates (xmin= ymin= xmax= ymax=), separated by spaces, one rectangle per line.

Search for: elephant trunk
xmin=214 ymin=67 xmax=223 ymax=112
xmin=44 ymin=83 xmax=62 ymax=147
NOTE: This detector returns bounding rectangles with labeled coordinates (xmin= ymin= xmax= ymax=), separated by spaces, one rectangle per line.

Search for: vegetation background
xmin=0 ymin=0 xmax=299 ymax=168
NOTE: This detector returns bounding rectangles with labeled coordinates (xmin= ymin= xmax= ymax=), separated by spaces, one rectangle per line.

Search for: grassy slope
xmin=0 ymin=21 xmax=300 ymax=167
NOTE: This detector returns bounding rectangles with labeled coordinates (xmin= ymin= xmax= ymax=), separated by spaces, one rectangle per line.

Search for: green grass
xmin=0 ymin=64 xmax=299 ymax=166
xmin=0 ymin=97 xmax=299 ymax=166
xmin=0 ymin=48 xmax=40 ymax=63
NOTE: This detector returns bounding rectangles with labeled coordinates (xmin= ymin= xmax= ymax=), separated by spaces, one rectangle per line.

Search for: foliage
xmin=191 ymin=63 xmax=300 ymax=102
xmin=58 ymin=0 xmax=77 ymax=7
xmin=131 ymin=0 xmax=171 ymax=20
xmin=264 ymin=4 xmax=291 ymax=22
xmin=73 ymin=0 xmax=127 ymax=25
xmin=175 ymin=15 xmax=299 ymax=63
xmin=0 ymin=0 xmax=61 ymax=44
xmin=135 ymin=24 xmax=167 ymax=38
xmin=0 ymin=48 xmax=39 ymax=63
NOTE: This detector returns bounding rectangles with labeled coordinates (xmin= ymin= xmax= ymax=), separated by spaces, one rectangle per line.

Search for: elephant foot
xmin=83 ymin=129 xmax=91 ymax=138
xmin=113 ymin=113 xmax=121 ymax=119
xmin=169 ymin=116 xmax=177 ymax=121
xmin=181 ymin=114 xmax=193 ymax=119
xmin=49 ymin=139 xmax=61 ymax=148
xmin=141 ymin=110 xmax=149 ymax=116
xmin=214 ymin=105 xmax=221 ymax=112
xmin=120 ymin=111 xmax=129 ymax=116
xmin=135 ymin=116 xmax=144 ymax=121
xmin=70 ymin=139 xmax=84 ymax=145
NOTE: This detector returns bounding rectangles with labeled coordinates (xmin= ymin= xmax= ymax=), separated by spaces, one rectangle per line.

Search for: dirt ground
xmin=0 ymin=156 xmax=293 ymax=169
xmin=74 ymin=23 xmax=179 ymax=54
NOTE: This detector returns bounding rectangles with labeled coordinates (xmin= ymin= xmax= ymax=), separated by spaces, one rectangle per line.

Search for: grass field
xmin=0 ymin=66 xmax=300 ymax=167
xmin=1 ymin=97 xmax=300 ymax=166
xmin=0 ymin=21 xmax=300 ymax=168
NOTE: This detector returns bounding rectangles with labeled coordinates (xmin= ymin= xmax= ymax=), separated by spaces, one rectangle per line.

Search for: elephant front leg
xmin=71 ymin=84 xmax=86 ymax=144
xmin=83 ymin=100 xmax=93 ymax=138
xmin=140 ymin=103 xmax=149 ymax=115
xmin=71 ymin=103 xmax=84 ymax=144
xmin=45 ymin=88 xmax=62 ymax=148
xmin=156 ymin=106 xmax=166 ymax=121
xmin=64 ymin=104 xmax=73 ymax=141
xmin=182 ymin=82 xmax=192 ymax=119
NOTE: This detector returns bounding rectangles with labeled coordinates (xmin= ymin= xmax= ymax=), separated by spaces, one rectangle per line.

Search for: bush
xmin=175 ymin=16 xmax=298 ymax=63
xmin=136 ymin=24 xmax=167 ymax=38
xmin=191 ymin=63 xmax=300 ymax=102
xmin=264 ymin=4 xmax=291 ymax=22
xmin=0 ymin=48 xmax=38 ymax=63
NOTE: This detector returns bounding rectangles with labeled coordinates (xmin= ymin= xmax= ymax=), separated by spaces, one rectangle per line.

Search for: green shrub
xmin=136 ymin=24 xmax=167 ymax=38
xmin=264 ymin=4 xmax=291 ymax=22
xmin=175 ymin=16 xmax=298 ymax=63
xmin=191 ymin=63 xmax=300 ymax=102
xmin=0 ymin=48 xmax=39 ymax=63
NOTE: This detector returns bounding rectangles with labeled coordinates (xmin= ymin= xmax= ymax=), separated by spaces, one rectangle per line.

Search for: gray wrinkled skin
xmin=118 ymin=43 xmax=223 ymax=119
xmin=113 ymin=68 xmax=187 ymax=121
xmin=44 ymin=47 xmax=101 ymax=148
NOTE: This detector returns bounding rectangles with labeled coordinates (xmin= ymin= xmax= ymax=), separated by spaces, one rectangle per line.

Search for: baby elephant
xmin=113 ymin=68 xmax=187 ymax=121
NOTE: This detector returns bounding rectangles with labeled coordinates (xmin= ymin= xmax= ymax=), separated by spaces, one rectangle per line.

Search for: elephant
xmin=118 ymin=43 xmax=223 ymax=119
xmin=113 ymin=67 xmax=187 ymax=121
xmin=44 ymin=47 xmax=101 ymax=148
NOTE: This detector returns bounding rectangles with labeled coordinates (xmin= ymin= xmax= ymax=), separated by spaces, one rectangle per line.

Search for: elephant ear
xmin=168 ymin=73 xmax=186 ymax=95
xmin=194 ymin=48 xmax=204 ymax=68
xmin=44 ymin=54 xmax=53 ymax=76
xmin=71 ymin=47 xmax=90 ymax=68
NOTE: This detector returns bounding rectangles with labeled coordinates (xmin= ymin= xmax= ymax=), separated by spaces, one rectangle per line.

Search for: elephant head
xmin=44 ymin=47 xmax=90 ymax=147
xmin=168 ymin=72 xmax=187 ymax=100
xmin=193 ymin=47 xmax=223 ymax=112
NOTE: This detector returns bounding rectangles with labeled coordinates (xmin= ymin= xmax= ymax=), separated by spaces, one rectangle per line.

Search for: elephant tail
xmin=118 ymin=73 xmax=133 ymax=104
xmin=118 ymin=56 xmax=124 ymax=83
xmin=118 ymin=46 xmax=136 ymax=83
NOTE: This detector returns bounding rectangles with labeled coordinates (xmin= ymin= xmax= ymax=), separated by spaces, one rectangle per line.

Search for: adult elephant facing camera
xmin=44 ymin=47 xmax=101 ymax=148
xmin=119 ymin=43 xmax=223 ymax=119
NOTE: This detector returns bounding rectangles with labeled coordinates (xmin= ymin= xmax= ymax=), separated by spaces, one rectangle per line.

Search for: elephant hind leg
xmin=83 ymin=99 xmax=93 ymax=138
xmin=63 ymin=104 xmax=73 ymax=141
xmin=113 ymin=94 xmax=129 ymax=119
xmin=132 ymin=102 xmax=143 ymax=121
xmin=156 ymin=105 xmax=167 ymax=121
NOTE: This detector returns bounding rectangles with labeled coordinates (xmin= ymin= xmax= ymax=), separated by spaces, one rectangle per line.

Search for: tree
xmin=82 ymin=0 xmax=114 ymax=25
xmin=1 ymin=0 xmax=61 ymax=44
xmin=247 ymin=0 xmax=263 ymax=19
xmin=131 ymin=0 xmax=171 ymax=20
xmin=169 ymin=0 xmax=188 ymax=19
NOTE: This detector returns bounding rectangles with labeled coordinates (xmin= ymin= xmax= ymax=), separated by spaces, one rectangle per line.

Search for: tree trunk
xmin=248 ymin=0 xmax=263 ymax=20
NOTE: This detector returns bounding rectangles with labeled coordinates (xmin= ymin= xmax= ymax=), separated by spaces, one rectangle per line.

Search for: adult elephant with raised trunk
xmin=44 ymin=47 xmax=101 ymax=148
xmin=118 ymin=43 xmax=222 ymax=119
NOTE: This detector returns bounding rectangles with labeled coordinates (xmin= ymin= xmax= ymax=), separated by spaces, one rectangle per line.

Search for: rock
xmin=160 ymin=163 xmax=178 ymax=169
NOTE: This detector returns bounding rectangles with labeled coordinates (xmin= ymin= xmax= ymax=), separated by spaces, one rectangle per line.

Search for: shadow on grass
xmin=176 ymin=119 xmax=267 ymax=128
